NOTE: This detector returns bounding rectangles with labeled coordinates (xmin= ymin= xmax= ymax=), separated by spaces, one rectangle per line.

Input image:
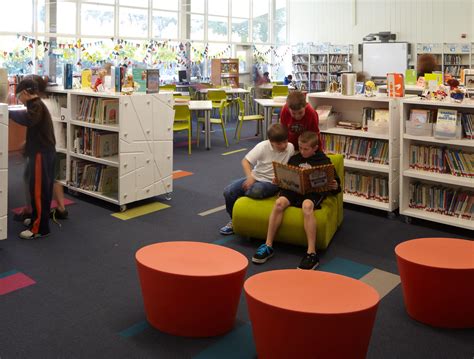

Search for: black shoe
xmin=50 ymin=208 xmax=68 ymax=220
xmin=13 ymin=211 xmax=32 ymax=222
xmin=297 ymin=252 xmax=319 ymax=270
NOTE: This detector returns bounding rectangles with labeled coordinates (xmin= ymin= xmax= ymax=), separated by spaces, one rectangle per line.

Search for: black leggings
xmin=27 ymin=151 xmax=56 ymax=235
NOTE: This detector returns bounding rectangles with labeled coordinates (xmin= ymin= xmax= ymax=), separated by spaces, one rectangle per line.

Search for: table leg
xmin=205 ymin=109 xmax=211 ymax=150
xmin=262 ymin=106 xmax=272 ymax=140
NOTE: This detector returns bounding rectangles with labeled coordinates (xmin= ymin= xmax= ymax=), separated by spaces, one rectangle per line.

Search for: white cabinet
xmin=400 ymin=98 xmax=474 ymax=230
xmin=45 ymin=89 xmax=174 ymax=211
xmin=0 ymin=104 xmax=7 ymax=240
xmin=306 ymin=93 xmax=400 ymax=213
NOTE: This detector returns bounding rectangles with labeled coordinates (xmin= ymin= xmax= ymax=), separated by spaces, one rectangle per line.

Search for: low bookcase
xmin=400 ymin=97 xmax=473 ymax=230
xmin=307 ymin=92 xmax=400 ymax=214
xmin=46 ymin=88 xmax=174 ymax=212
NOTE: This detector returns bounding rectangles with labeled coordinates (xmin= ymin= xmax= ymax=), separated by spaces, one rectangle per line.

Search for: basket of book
xmin=405 ymin=108 xmax=434 ymax=136
xmin=273 ymin=162 xmax=335 ymax=195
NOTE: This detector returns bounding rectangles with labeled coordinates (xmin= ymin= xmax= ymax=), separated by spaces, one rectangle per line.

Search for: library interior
xmin=0 ymin=1 xmax=473 ymax=358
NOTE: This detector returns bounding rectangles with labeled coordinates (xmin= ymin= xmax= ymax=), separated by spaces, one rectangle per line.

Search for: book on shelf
xmin=409 ymin=109 xmax=432 ymax=124
xmin=374 ymin=109 xmax=389 ymax=123
xmin=387 ymin=73 xmax=405 ymax=97
xmin=146 ymin=69 xmax=160 ymax=94
xmin=132 ymin=68 xmax=147 ymax=93
xmin=405 ymin=69 xmax=417 ymax=85
xmin=315 ymin=105 xmax=332 ymax=121
xmin=336 ymin=121 xmax=362 ymax=130
xmin=63 ymin=64 xmax=73 ymax=90
xmin=434 ymin=108 xmax=458 ymax=139
xmin=273 ymin=162 xmax=335 ymax=195
xmin=460 ymin=113 xmax=473 ymax=139
xmin=344 ymin=171 xmax=389 ymax=203
xmin=81 ymin=69 xmax=92 ymax=89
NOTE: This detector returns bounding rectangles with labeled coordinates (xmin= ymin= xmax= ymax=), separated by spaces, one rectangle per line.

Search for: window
xmin=208 ymin=16 xmax=228 ymax=42
xmin=232 ymin=19 xmax=249 ymax=43
xmin=153 ymin=0 xmax=179 ymax=11
xmin=120 ymin=0 xmax=148 ymax=7
xmin=37 ymin=0 xmax=46 ymax=33
xmin=190 ymin=14 xmax=204 ymax=41
xmin=0 ymin=1 xmax=33 ymax=32
xmin=81 ymin=4 xmax=114 ymax=37
xmin=119 ymin=7 xmax=148 ymax=38
xmin=153 ymin=11 xmax=178 ymax=39
xmin=57 ymin=2 xmax=77 ymax=34
xmin=253 ymin=1 xmax=269 ymax=43
xmin=0 ymin=36 xmax=34 ymax=75
xmin=208 ymin=0 xmax=227 ymax=16
xmin=190 ymin=0 xmax=205 ymax=14
xmin=232 ymin=0 xmax=249 ymax=18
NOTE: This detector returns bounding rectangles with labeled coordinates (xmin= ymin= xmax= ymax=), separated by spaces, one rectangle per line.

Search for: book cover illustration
xmin=387 ymin=73 xmax=405 ymax=97
xmin=315 ymin=105 xmax=332 ymax=121
xmin=132 ymin=68 xmax=147 ymax=92
xmin=81 ymin=69 xmax=92 ymax=89
xmin=146 ymin=69 xmax=160 ymax=94
xmin=435 ymin=108 xmax=458 ymax=138
xmin=409 ymin=109 xmax=430 ymax=124
xmin=64 ymin=64 xmax=73 ymax=89
xmin=273 ymin=162 xmax=335 ymax=195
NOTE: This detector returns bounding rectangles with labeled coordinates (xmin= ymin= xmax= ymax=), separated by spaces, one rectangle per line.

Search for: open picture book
xmin=273 ymin=162 xmax=335 ymax=195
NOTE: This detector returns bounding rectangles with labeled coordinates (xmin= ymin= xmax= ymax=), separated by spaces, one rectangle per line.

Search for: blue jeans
xmin=223 ymin=177 xmax=279 ymax=218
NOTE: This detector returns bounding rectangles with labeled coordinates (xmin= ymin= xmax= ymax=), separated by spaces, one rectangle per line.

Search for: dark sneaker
xmin=13 ymin=211 xmax=32 ymax=222
xmin=19 ymin=229 xmax=49 ymax=240
xmin=51 ymin=208 xmax=69 ymax=220
xmin=219 ymin=221 xmax=234 ymax=235
xmin=252 ymin=244 xmax=274 ymax=264
xmin=297 ymin=252 xmax=320 ymax=270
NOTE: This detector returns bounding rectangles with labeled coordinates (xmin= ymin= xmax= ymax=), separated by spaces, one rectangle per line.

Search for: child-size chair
xmin=197 ymin=100 xmax=229 ymax=147
xmin=271 ymin=85 xmax=289 ymax=98
xmin=234 ymin=97 xmax=264 ymax=143
xmin=173 ymin=105 xmax=192 ymax=154
xmin=161 ymin=84 xmax=177 ymax=92
xmin=232 ymin=154 xmax=344 ymax=250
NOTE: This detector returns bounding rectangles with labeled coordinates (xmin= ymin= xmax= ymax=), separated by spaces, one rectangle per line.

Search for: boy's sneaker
xmin=252 ymin=244 xmax=274 ymax=264
xmin=219 ymin=221 xmax=234 ymax=235
xmin=50 ymin=208 xmax=69 ymax=220
xmin=19 ymin=229 xmax=49 ymax=240
xmin=13 ymin=211 xmax=32 ymax=222
xmin=23 ymin=218 xmax=32 ymax=227
xmin=297 ymin=252 xmax=320 ymax=270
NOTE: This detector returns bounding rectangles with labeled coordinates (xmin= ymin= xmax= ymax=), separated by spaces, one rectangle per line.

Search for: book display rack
xmin=45 ymin=88 xmax=174 ymax=212
xmin=307 ymin=93 xmax=400 ymax=214
xmin=400 ymin=97 xmax=474 ymax=230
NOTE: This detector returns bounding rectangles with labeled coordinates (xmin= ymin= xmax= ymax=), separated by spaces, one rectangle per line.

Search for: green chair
xmin=207 ymin=89 xmax=231 ymax=122
xmin=271 ymin=85 xmax=289 ymax=98
xmin=173 ymin=105 xmax=192 ymax=154
xmin=234 ymin=97 xmax=264 ymax=143
xmin=197 ymin=100 xmax=229 ymax=147
xmin=232 ymin=154 xmax=344 ymax=250
xmin=161 ymin=84 xmax=177 ymax=91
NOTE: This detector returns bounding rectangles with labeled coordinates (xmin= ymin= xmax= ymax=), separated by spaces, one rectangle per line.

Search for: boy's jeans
xmin=223 ymin=177 xmax=279 ymax=218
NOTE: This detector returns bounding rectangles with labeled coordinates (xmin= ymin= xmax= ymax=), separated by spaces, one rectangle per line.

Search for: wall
xmin=289 ymin=0 xmax=474 ymax=71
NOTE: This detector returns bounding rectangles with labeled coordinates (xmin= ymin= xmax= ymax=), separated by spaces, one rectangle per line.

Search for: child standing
xmin=252 ymin=131 xmax=341 ymax=269
xmin=280 ymin=91 xmax=319 ymax=149
xmin=220 ymin=124 xmax=294 ymax=235
xmin=9 ymin=78 xmax=56 ymax=239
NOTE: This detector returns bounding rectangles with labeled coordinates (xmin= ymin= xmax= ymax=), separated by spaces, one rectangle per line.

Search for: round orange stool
xmin=395 ymin=237 xmax=474 ymax=328
xmin=136 ymin=241 xmax=248 ymax=337
xmin=244 ymin=269 xmax=380 ymax=359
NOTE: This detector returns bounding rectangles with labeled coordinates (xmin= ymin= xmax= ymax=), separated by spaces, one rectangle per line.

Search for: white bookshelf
xmin=306 ymin=92 xmax=401 ymax=213
xmin=443 ymin=43 xmax=471 ymax=80
xmin=45 ymin=88 xmax=174 ymax=211
xmin=400 ymin=97 xmax=474 ymax=230
xmin=0 ymin=104 xmax=7 ymax=239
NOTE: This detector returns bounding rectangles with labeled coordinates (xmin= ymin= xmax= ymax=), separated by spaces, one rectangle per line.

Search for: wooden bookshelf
xmin=211 ymin=58 xmax=239 ymax=88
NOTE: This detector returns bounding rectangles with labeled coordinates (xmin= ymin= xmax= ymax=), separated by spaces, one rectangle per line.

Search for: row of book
xmin=408 ymin=182 xmax=473 ymax=219
xmin=408 ymin=108 xmax=473 ymax=139
xmin=409 ymin=144 xmax=473 ymax=177
xmin=329 ymin=55 xmax=348 ymax=63
xmin=444 ymin=55 xmax=464 ymax=65
xmin=70 ymin=160 xmax=118 ymax=194
xmin=310 ymin=82 xmax=326 ymax=91
xmin=310 ymin=55 xmax=326 ymax=63
xmin=295 ymin=73 xmax=309 ymax=81
xmin=329 ymin=65 xmax=346 ymax=73
xmin=344 ymin=171 xmax=389 ymax=203
xmin=310 ymin=74 xmax=327 ymax=81
xmin=310 ymin=65 xmax=327 ymax=72
xmin=221 ymin=63 xmax=238 ymax=73
xmin=43 ymin=96 xmax=67 ymax=118
xmin=293 ymin=64 xmax=308 ymax=72
xmin=292 ymin=55 xmax=308 ymax=63
xmin=73 ymin=128 xmax=118 ymax=158
xmin=77 ymin=97 xmax=119 ymax=124
xmin=321 ymin=134 xmax=390 ymax=164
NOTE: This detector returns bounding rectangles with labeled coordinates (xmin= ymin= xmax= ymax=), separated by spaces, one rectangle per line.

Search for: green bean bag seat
xmin=233 ymin=154 xmax=343 ymax=250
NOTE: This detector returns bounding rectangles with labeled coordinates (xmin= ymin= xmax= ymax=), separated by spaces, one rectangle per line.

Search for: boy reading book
xmin=252 ymin=131 xmax=341 ymax=270
xmin=220 ymin=124 xmax=294 ymax=235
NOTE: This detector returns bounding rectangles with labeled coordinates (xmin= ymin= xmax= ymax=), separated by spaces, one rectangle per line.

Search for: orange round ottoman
xmin=244 ymin=269 xmax=380 ymax=359
xmin=136 ymin=241 xmax=248 ymax=337
xmin=395 ymin=237 xmax=474 ymax=328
